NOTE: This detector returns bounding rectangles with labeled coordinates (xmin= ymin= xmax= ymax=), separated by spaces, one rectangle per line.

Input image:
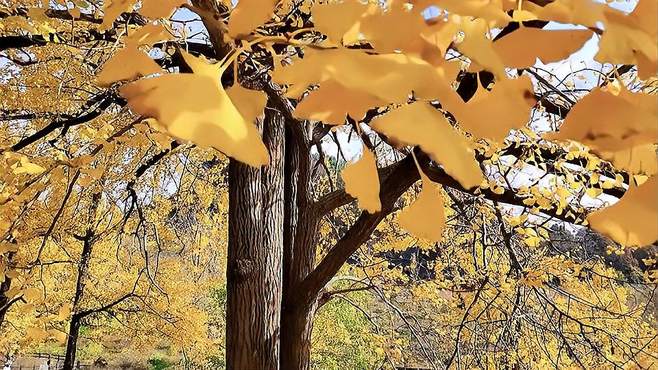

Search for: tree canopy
xmin=0 ymin=0 xmax=657 ymax=369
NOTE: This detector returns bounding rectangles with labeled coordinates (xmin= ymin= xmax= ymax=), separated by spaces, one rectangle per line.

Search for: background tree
xmin=0 ymin=0 xmax=657 ymax=369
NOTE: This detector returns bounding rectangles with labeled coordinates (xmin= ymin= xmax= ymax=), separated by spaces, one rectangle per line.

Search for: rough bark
xmin=280 ymin=303 xmax=316 ymax=370
xmin=62 ymin=314 xmax=83 ymax=370
xmin=280 ymin=175 xmax=319 ymax=369
xmin=279 ymin=211 xmax=320 ymax=369
xmin=274 ymin=90 xmax=320 ymax=369
xmin=226 ymin=103 xmax=285 ymax=369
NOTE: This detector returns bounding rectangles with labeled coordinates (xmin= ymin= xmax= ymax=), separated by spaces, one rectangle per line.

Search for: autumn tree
xmin=0 ymin=0 xmax=657 ymax=369
xmin=330 ymin=190 xmax=658 ymax=368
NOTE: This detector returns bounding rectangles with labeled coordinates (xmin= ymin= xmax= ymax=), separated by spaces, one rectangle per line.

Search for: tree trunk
xmin=279 ymin=209 xmax=320 ymax=369
xmin=63 ymin=192 xmax=100 ymax=370
xmin=280 ymin=302 xmax=316 ymax=370
xmin=226 ymin=104 xmax=285 ymax=369
xmin=63 ymin=314 xmax=82 ymax=370
xmin=278 ymin=106 xmax=320 ymax=370
xmin=0 ymin=257 xmax=13 ymax=327
xmin=63 ymin=230 xmax=94 ymax=370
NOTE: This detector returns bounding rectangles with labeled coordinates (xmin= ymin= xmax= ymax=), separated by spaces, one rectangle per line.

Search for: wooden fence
xmin=8 ymin=353 xmax=93 ymax=370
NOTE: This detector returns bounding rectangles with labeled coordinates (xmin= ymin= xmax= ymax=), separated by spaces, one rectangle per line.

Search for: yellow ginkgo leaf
xmin=226 ymin=84 xmax=268 ymax=124
xmin=13 ymin=157 xmax=46 ymax=175
xmin=0 ymin=242 xmax=18 ymax=254
xmin=596 ymin=2 xmax=657 ymax=80
xmin=96 ymin=45 xmax=163 ymax=87
xmin=57 ymin=303 xmax=72 ymax=321
xmin=456 ymin=17 xmax=506 ymax=77
xmin=341 ymin=145 xmax=381 ymax=213
xmin=587 ymin=176 xmax=658 ymax=247
xmin=227 ymin=0 xmax=277 ymax=38
xmin=140 ymin=0 xmax=187 ymax=19
xmin=512 ymin=10 xmax=537 ymax=22
xmin=180 ymin=50 xmax=221 ymax=76
xmin=449 ymin=76 xmax=535 ymax=142
xmin=525 ymin=0 xmax=607 ymax=28
xmin=69 ymin=6 xmax=81 ymax=19
xmin=125 ymin=23 xmax=175 ymax=46
xmin=524 ymin=233 xmax=541 ymax=248
xmin=23 ymin=287 xmax=42 ymax=302
xmin=493 ymin=28 xmax=593 ymax=68
xmin=417 ymin=20 xmax=461 ymax=62
xmin=628 ymin=0 xmax=658 ymax=38
xmin=272 ymin=48 xmax=461 ymax=107
xmin=359 ymin=4 xmax=426 ymax=53
xmin=294 ymin=80 xmax=385 ymax=125
xmin=47 ymin=329 xmax=68 ymax=344
xmin=398 ymin=172 xmax=445 ymax=242
xmin=596 ymin=145 xmax=658 ymax=176
xmin=585 ymin=187 xmax=602 ymax=198
xmin=119 ymin=52 xmax=269 ymax=167
xmin=312 ymin=0 xmax=368 ymax=44
xmin=370 ymin=102 xmax=483 ymax=189
xmin=546 ymin=87 xmax=658 ymax=152
xmin=413 ymin=0 xmax=511 ymax=27
xmin=101 ymin=0 xmax=138 ymax=30
xmin=26 ymin=327 xmax=49 ymax=342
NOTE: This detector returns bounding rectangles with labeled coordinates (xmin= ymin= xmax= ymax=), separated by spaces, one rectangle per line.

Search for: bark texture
xmin=226 ymin=104 xmax=285 ymax=369
xmin=280 ymin=303 xmax=316 ymax=370
xmin=279 ymin=115 xmax=317 ymax=369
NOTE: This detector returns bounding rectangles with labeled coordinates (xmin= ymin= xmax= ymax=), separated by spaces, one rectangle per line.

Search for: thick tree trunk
xmin=280 ymin=302 xmax=316 ymax=370
xmin=278 ymin=109 xmax=320 ymax=370
xmin=280 ymin=210 xmax=320 ymax=369
xmin=226 ymin=105 xmax=285 ymax=369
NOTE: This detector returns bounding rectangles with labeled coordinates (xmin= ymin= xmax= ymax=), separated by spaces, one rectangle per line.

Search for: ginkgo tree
xmin=0 ymin=0 xmax=656 ymax=368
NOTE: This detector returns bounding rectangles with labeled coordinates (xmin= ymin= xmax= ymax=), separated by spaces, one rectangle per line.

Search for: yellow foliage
xmin=341 ymin=145 xmax=381 ymax=214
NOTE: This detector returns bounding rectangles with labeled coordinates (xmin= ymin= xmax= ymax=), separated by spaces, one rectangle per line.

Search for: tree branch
xmin=292 ymin=154 xmax=418 ymax=307
xmin=0 ymin=8 xmax=145 ymax=25
xmin=75 ymin=292 xmax=135 ymax=319
xmin=5 ymin=92 xmax=120 ymax=152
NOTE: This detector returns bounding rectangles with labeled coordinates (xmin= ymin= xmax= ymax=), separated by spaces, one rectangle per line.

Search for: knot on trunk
xmin=231 ymin=258 xmax=255 ymax=280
